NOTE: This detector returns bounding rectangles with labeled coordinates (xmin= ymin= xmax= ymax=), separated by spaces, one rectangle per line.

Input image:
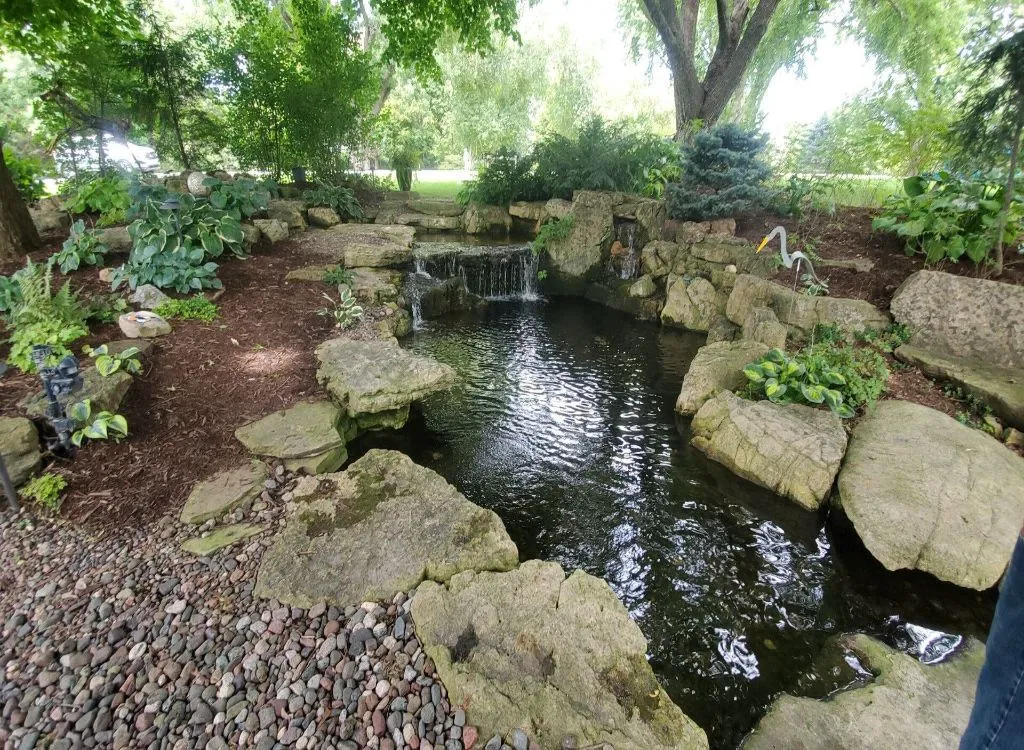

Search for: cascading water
xmin=618 ymin=222 xmax=640 ymax=280
xmin=406 ymin=258 xmax=432 ymax=330
xmin=411 ymin=241 xmax=540 ymax=301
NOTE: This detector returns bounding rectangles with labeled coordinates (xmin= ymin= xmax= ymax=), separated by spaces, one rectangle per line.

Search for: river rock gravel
xmin=0 ymin=462 xmax=485 ymax=750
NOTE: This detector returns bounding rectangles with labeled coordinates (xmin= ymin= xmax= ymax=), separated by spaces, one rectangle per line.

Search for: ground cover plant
xmin=153 ymin=295 xmax=219 ymax=322
xmin=19 ymin=473 xmax=67 ymax=512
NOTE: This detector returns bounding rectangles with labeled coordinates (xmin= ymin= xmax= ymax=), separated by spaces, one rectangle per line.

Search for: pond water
xmin=351 ymin=297 xmax=995 ymax=749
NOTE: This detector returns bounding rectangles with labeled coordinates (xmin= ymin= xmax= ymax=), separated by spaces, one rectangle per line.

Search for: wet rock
xmin=20 ymin=367 xmax=133 ymax=420
xmin=628 ymin=275 xmax=656 ymax=299
xmin=235 ymin=400 xmax=347 ymax=474
xmin=306 ymin=207 xmax=341 ymax=228
xmin=412 ymin=560 xmax=707 ymax=749
xmin=254 ymin=219 xmax=289 ymax=244
xmin=180 ymin=524 xmax=266 ymax=555
xmin=118 ymin=311 xmax=171 ymax=338
xmin=129 ymin=284 xmax=171 ymax=310
xmin=744 ymin=634 xmax=984 ymax=750
xmin=675 ymin=341 xmax=768 ymax=415
xmin=545 ymin=203 xmax=612 ymax=279
xmin=837 ymin=400 xmax=1024 ymax=589
xmin=180 ymin=461 xmax=268 ymax=525
xmin=0 ymin=416 xmax=42 ymax=487
xmin=661 ymin=277 xmax=719 ymax=332
xmin=255 ymin=449 xmax=518 ymax=607
xmin=691 ymin=391 xmax=847 ymax=510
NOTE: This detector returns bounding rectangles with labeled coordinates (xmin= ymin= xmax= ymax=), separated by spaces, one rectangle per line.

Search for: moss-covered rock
xmin=181 ymin=523 xmax=266 ymax=556
xmin=0 ymin=417 xmax=42 ymax=487
xmin=235 ymin=400 xmax=347 ymax=474
xmin=20 ymin=368 xmax=133 ymax=421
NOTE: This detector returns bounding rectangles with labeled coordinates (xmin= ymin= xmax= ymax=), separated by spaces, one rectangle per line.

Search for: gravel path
xmin=0 ymin=464 xmax=491 ymax=750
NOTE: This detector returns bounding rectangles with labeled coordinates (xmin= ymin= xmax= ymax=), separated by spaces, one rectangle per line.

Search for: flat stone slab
xmin=891 ymin=270 xmax=1024 ymax=370
xmin=181 ymin=523 xmax=266 ymax=556
xmin=676 ymin=340 xmax=769 ymax=415
xmin=254 ymin=450 xmax=518 ymax=607
xmin=285 ymin=266 xmax=401 ymax=304
xmin=691 ymin=391 xmax=848 ymax=510
xmin=896 ymin=344 xmax=1024 ymax=430
xmin=837 ymin=400 xmax=1024 ymax=589
xmin=315 ymin=337 xmax=456 ymax=421
xmin=20 ymin=368 xmax=133 ymax=420
xmin=297 ymin=224 xmax=415 ymax=267
xmin=0 ymin=417 xmax=42 ymax=487
xmin=744 ymin=634 xmax=983 ymax=750
xmin=180 ymin=461 xmax=268 ymax=525
xmin=412 ymin=560 xmax=708 ymax=750
xmin=235 ymin=401 xmax=347 ymax=474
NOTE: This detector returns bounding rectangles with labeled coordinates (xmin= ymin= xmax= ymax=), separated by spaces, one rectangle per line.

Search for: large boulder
xmin=742 ymin=306 xmax=787 ymax=349
xmin=268 ymin=199 xmax=307 ymax=230
xmin=836 ymin=400 xmax=1024 ymax=589
xmin=96 ymin=226 xmax=132 ymax=253
xmin=407 ymin=198 xmax=464 ymax=217
xmin=29 ymin=198 xmax=70 ymax=235
xmin=675 ymin=341 xmax=769 ymax=415
xmin=727 ymin=274 xmax=890 ymax=337
xmin=322 ymin=224 xmax=415 ymax=268
xmin=641 ymin=240 xmax=689 ymax=279
xmin=661 ymin=276 xmax=719 ymax=332
xmin=743 ymin=634 xmax=983 ymax=750
xmin=315 ymin=337 xmax=456 ymax=432
xmin=255 ymin=450 xmax=518 ymax=607
xmin=418 ymin=276 xmax=481 ymax=319
xmin=306 ymin=207 xmax=341 ymax=228
xmin=896 ymin=344 xmax=1024 ymax=430
xmin=20 ymin=368 xmax=133 ymax=420
xmin=0 ymin=417 xmax=42 ymax=487
xmin=235 ymin=400 xmax=347 ymax=474
xmin=891 ymin=270 xmax=1024 ymax=370
xmin=546 ymin=205 xmax=613 ymax=279
xmin=691 ymin=391 xmax=848 ymax=510
xmin=412 ymin=560 xmax=708 ymax=750
xmin=253 ymin=218 xmax=289 ymax=244
xmin=508 ymin=201 xmax=548 ymax=222
xmin=462 ymin=203 xmax=512 ymax=235
xmin=180 ymin=461 xmax=268 ymax=525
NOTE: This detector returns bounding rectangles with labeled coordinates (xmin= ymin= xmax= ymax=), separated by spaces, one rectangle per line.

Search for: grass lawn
xmin=411 ymin=178 xmax=464 ymax=199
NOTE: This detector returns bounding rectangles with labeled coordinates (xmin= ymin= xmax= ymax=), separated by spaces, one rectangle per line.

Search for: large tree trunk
xmin=0 ymin=142 xmax=42 ymax=263
xmin=993 ymin=119 xmax=1022 ymax=276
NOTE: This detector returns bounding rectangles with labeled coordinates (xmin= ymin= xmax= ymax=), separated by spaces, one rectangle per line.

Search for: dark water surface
xmin=352 ymin=298 xmax=995 ymax=749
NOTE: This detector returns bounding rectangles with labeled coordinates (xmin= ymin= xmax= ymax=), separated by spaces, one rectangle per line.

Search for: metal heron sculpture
xmin=756 ymin=225 xmax=824 ymax=291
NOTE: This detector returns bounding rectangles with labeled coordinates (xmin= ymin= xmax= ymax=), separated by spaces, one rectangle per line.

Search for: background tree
xmin=955 ymin=28 xmax=1024 ymax=275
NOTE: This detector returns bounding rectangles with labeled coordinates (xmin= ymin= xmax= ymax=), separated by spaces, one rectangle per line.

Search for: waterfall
xmin=407 ymin=259 xmax=432 ymax=330
xmin=411 ymin=241 xmax=541 ymax=302
xmin=619 ymin=223 xmax=640 ymax=280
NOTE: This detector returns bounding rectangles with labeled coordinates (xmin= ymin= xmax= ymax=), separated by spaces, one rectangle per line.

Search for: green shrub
xmin=153 ymin=295 xmax=219 ymax=322
xmin=69 ymin=399 xmax=129 ymax=446
xmin=667 ymin=123 xmax=773 ymax=220
xmin=55 ymin=220 xmax=108 ymax=273
xmin=65 ymin=174 xmax=131 ymax=221
xmin=459 ymin=148 xmax=545 ymax=206
xmin=20 ymin=473 xmax=67 ymax=512
xmin=871 ymin=171 xmax=1023 ymax=264
xmin=303 ymin=185 xmax=364 ymax=221
xmin=205 ymin=176 xmax=271 ymax=220
xmin=4 ymin=146 xmax=47 ymax=202
xmin=322 ymin=267 xmax=354 ymax=286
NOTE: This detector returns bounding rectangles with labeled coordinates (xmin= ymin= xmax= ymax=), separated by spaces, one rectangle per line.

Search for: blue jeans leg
xmin=961 ymin=534 xmax=1024 ymax=750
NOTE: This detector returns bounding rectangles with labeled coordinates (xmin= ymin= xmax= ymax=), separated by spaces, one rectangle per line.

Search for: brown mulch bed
xmin=0 ymin=237 xmax=385 ymax=534
xmin=736 ymin=208 xmax=1024 ymax=309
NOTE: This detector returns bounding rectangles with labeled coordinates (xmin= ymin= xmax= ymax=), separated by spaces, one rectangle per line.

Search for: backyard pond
xmin=351 ymin=296 xmax=996 ymax=749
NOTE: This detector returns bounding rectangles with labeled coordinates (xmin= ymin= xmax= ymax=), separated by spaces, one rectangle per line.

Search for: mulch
xmin=0 ymin=237 xmax=384 ymax=534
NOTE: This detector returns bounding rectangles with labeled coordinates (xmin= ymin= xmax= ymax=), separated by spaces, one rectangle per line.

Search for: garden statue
xmin=757 ymin=225 xmax=827 ymax=294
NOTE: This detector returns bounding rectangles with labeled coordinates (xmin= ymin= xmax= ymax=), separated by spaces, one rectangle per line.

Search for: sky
xmin=521 ymin=0 xmax=877 ymax=143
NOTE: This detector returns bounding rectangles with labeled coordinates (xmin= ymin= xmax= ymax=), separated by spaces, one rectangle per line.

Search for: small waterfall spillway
xmin=616 ymin=222 xmax=641 ymax=280
xmin=404 ymin=241 xmax=540 ymax=326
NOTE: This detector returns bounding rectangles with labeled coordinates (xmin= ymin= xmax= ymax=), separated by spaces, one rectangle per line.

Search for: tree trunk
xmin=0 ymin=142 xmax=42 ymax=263
xmin=993 ymin=119 xmax=1022 ymax=277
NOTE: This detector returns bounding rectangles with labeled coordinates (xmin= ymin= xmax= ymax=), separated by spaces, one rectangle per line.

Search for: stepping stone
xmin=19 ymin=368 xmax=133 ymax=420
xmin=691 ymin=391 xmax=848 ymax=510
xmin=675 ymin=340 xmax=768 ymax=415
xmin=180 ymin=461 xmax=267 ymax=525
xmin=254 ymin=449 xmax=518 ymax=607
xmin=896 ymin=344 xmax=1024 ymax=429
xmin=0 ymin=417 xmax=42 ymax=487
xmin=299 ymin=224 xmax=415 ymax=266
xmin=235 ymin=400 xmax=347 ymax=474
xmin=744 ymin=634 xmax=983 ymax=750
xmin=181 ymin=523 xmax=266 ymax=555
xmin=412 ymin=560 xmax=708 ymax=750
xmin=837 ymin=400 xmax=1024 ymax=589
xmin=315 ymin=337 xmax=455 ymax=432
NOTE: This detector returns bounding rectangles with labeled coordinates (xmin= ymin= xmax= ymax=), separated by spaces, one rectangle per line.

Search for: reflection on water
xmin=351 ymin=299 xmax=996 ymax=749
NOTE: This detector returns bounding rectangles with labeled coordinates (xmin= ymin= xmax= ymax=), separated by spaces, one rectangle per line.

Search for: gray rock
xmin=254 ymin=449 xmax=518 ymax=607
xmin=307 ymin=207 xmax=341 ymax=229
xmin=180 ymin=524 xmax=266 ymax=556
xmin=641 ymin=241 xmax=688 ymax=279
xmin=675 ymin=341 xmax=769 ymax=415
xmin=546 ymin=204 xmax=612 ymax=279
xmin=418 ymin=277 xmax=482 ymax=320
xmin=462 ymin=204 xmax=512 ymax=235
xmin=180 ymin=461 xmax=268 ymax=525
xmin=29 ymin=197 xmax=70 ymax=235
xmin=508 ymin=202 xmax=548 ymax=222
xmin=20 ymin=368 xmax=133 ymax=420
xmin=235 ymin=401 xmax=347 ymax=474
xmin=891 ymin=270 xmax=1024 ymax=370
xmin=741 ymin=307 xmax=787 ymax=349
xmin=661 ymin=277 xmax=719 ymax=332
xmin=316 ymin=224 xmax=414 ymax=267
xmin=412 ymin=560 xmax=707 ymax=749
xmin=407 ymin=199 xmax=465 ymax=218
xmin=691 ymin=391 xmax=848 ymax=511
xmin=130 ymin=285 xmax=171 ymax=310
xmin=96 ymin=226 xmax=132 ymax=254
xmin=254 ymin=219 xmax=289 ymax=244
xmin=837 ymin=400 xmax=1024 ymax=589
xmin=743 ymin=634 xmax=984 ymax=750
xmin=706 ymin=315 xmax=739 ymax=344
xmin=315 ymin=337 xmax=455 ymax=431
xmin=241 ymin=222 xmax=261 ymax=248
xmin=118 ymin=311 xmax=171 ymax=338
xmin=0 ymin=417 xmax=42 ymax=487
xmin=268 ymin=200 xmax=307 ymax=230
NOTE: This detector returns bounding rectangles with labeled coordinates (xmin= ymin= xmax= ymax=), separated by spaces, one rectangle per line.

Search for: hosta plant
xmin=65 ymin=174 xmax=131 ymax=220
xmin=55 ymin=220 xmax=108 ymax=273
xmin=743 ymin=348 xmax=856 ymax=418
xmin=83 ymin=344 xmax=142 ymax=376
xmin=205 ymin=177 xmax=271 ymax=220
xmin=303 ymin=185 xmax=364 ymax=221
xmin=69 ymin=399 xmax=129 ymax=447
xmin=319 ymin=286 xmax=363 ymax=329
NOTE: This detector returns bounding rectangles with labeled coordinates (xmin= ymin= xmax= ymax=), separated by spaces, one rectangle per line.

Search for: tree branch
xmin=703 ymin=0 xmax=781 ymax=123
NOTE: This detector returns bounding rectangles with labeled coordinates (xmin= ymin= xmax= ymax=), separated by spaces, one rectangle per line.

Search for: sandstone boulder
xmin=96 ymin=226 xmax=132 ymax=253
xmin=255 ymin=450 xmax=518 ymax=607
xmin=412 ymin=560 xmax=708 ymax=750
xmin=546 ymin=206 xmax=613 ymax=279
xmin=509 ymin=201 xmax=548 ymax=222
xmin=129 ymin=284 xmax=171 ymax=310
xmin=306 ymin=207 xmax=341 ymax=228
xmin=253 ymin=218 xmax=289 ymax=244
xmin=0 ymin=417 xmax=42 ymax=487
xmin=29 ymin=198 xmax=70 ymax=235
xmin=706 ymin=315 xmax=739 ymax=344
xmin=407 ymin=198 xmax=464 ymax=217
xmin=268 ymin=199 xmax=307 ymax=230
xmin=891 ymin=270 xmax=1024 ymax=370
xmin=462 ymin=203 xmax=512 ymax=235
xmin=675 ymin=341 xmax=769 ymax=415
xmin=323 ymin=224 xmax=415 ymax=267
xmin=661 ymin=277 xmax=719 ymax=332
xmin=235 ymin=400 xmax=347 ymax=474
xmin=837 ymin=400 xmax=1024 ymax=589
xmin=118 ymin=311 xmax=171 ymax=338
xmin=742 ymin=306 xmax=787 ymax=349
xmin=544 ymin=198 xmax=572 ymax=219
xmin=641 ymin=241 xmax=688 ymax=279
xmin=180 ymin=461 xmax=267 ymax=525
xmin=691 ymin=391 xmax=848 ymax=510
xmin=629 ymin=274 xmax=656 ymax=298
xmin=743 ymin=634 xmax=983 ymax=750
